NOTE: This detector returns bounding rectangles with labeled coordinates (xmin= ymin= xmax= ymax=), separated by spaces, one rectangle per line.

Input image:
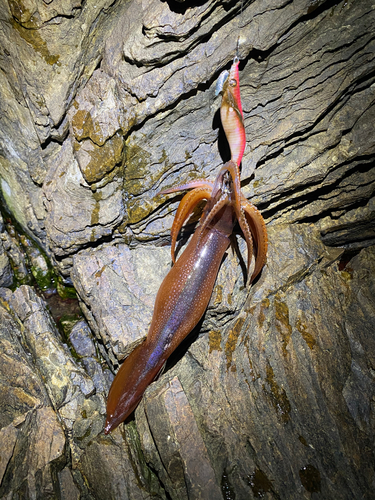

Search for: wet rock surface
xmin=136 ymin=226 xmax=375 ymax=499
xmin=0 ymin=213 xmax=13 ymax=286
xmin=0 ymin=301 xmax=66 ymax=499
xmin=0 ymin=0 xmax=375 ymax=498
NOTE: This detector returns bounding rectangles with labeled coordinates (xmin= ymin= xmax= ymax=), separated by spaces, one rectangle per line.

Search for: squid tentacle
xmin=198 ymin=195 xmax=229 ymax=238
xmin=241 ymin=197 xmax=268 ymax=283
xmin=168 ymin=187 xmax=213 ymax=263
xmin=158 ymin=179 xmax=214 ymax=196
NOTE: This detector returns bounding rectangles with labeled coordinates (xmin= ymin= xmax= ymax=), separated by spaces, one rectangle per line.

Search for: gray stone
xmin=70 ymin=319 xmax=112 ymax=393
xmin=69 ymin=319 xmax=96 ymax=358
xmin=71 ymin=243 xmax=171 ymax=361
xmin=0 ymin=214 xmax=13 ymax=287
xmin=9 ymin=286 xmax=96 ymax=408
xmin=1 ymin=226 xmax=30 ymax=285
xmin=137 ymin=376 xmax=222 ymax=500
xmin=0 ymin=303 xmax=66 ymax=499
xmin=0 ymin=303 xmax=50 ymax=429
xmin=43 ymin=139 xmax=124 ymax=264
xmin=0 ymin=0 xmax=374 ymax=498
xmin=7 ymin=286 xmax=107 ymax=465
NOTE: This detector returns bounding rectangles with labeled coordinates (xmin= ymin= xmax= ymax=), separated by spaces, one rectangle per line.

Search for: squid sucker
xmin=105 ymin=55 xmax=268 ymax=435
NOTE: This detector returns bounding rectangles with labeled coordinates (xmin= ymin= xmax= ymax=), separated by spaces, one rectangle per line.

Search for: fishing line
xmin=236 ymin=0 xmax=244 ymax=59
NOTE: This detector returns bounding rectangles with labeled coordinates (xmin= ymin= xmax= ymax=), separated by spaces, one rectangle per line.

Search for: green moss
xmin=58 ymin=314 xmax=81 ymax=339
xmin=10 ymin=18 xmax=60 ymax=65
xmin=56 ymin=277 xmax=77 ymax=300
xmin=214 ymin=284 xmax=223 ymax=305
xmin=0 ymin=209 xmax=83 ymax=342
xmin=224 ymin=317 xmax=245 ymax=371
xmin=209 ymin=330 xmax=222 ymax=353
xmin=295 ymin=318 xmax=316 ymax=350
xmin=274 ymin=295 xmax=292 ymax=357
xmin=257 ymin=298 xmax=270 ymax=328
xmin=11 ymin=272 xmax=30 ymax=288
xmin=30 ymin=263 xmax=53 ymax=290
xmin=263 ymin=360 xmax=291 ymax=423
xmin=19 ymin=235 xmax=54 ymax=289
xmin=90 ymin=191 xmax=102 ymax=227
xmin=1 ymin=225 xmax=30 ymax=288
xmin=124 ymin=140 xmax=152 ymax=196
xmin=253 ymin=177 xmax=263 ymax=189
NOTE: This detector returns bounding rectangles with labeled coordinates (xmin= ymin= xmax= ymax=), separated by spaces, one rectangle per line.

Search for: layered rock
xmin=0 ymin=0 xmax=374 ymax=498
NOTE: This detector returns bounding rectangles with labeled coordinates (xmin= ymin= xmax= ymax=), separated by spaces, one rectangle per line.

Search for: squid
xmin=105 ymin=54 xmax=267 ymax=434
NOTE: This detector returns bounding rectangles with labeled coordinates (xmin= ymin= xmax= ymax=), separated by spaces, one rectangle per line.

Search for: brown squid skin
xmin=105 ymin=201 xmax=235 ymax=434
xmin=105 ymin=159 xmax=268 ymax=433
xmin=105 ymin=53 xmax=268 ymax=434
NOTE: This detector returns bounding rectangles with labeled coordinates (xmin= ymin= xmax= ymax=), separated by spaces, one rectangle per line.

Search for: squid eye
xmin=229 ymin=79 xmax=237 ymax=87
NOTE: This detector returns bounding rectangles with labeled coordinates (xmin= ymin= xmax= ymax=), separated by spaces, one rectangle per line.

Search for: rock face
xmin=0 ymin=0 xmax=374 ymax=498
xmin=0 ymin=213 xmax=13 ymax=286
